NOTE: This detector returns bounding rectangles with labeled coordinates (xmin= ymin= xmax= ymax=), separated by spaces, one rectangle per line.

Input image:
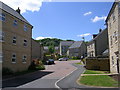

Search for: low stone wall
xmin=85 ymin=58 xmax=110 ymax=71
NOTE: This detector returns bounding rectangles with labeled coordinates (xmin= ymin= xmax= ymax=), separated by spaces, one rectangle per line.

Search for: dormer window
xmin=0 ymin=13 xmax=5 ymax=21
xmin=24 ymin=25 xmax=28 ymax=31
xmin=13 ymin=20 xmax=18 ymax=26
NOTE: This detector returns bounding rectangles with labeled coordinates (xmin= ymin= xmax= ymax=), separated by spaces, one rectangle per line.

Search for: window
xmin=110 ymin=36 xmax=113 ymax=46
xmin=13 ymin=36 xmax=16 ymax=44
xmin=112 ymin=56 xmax=114 ymax=65
xmin=22 ymin=55 xmax=27 ymax=63
xmin=12 ymin=53 xmax=16 ymax=63
xmin=0 ymin=52 xmax=3 ymax=62
xmin=13 ymin=20 xmax=17 ymax=26
xmin=112 ymin=11 xmax=115 ymax=20
xmin=0 ymin=13 xmax=5 ymax=21
xmin=114 ymin=31 xmax=118 ymax=41
xmin=24 ymin=25 xmax=28 ymax=31
xmin=0 ymin=31 xmax=4 ymax=42
xmin=23 ymin=39 xmax=27 ymax=46
xmin=118 ymin=2 xmax=120 ymax=13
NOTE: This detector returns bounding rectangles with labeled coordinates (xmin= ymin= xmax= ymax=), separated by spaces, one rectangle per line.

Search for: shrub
xmin=28 ymin=59 xmax=45 ymax=70
xmin=71 ymin=56 xmax=80 ymax=60
xmin=2 ymin=67 xmax=13 ymax=75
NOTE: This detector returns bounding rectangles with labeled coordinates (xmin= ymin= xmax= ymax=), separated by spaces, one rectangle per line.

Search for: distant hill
xmin=35 ymin=38 xmax=74 ymax=46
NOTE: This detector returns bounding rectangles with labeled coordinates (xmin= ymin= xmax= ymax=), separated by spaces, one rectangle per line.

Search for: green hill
xmin=35 ymin=38 xmax=74 ymax=46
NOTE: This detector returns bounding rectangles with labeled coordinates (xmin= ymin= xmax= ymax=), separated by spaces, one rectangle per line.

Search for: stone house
xmin=0 ymin=1 xmax=33 ymax=72
xmin=87 ymin=29 xmax=108 ymax=57
xmin=68 ymin=41 xmax=87 ymax=58
xmin=106 ymin=0 xmax=120 ymax=73
xmin=32 ymin=39 xmax=43 ymax=60
xmin=59 ymin=41 xmax=74 ymax=56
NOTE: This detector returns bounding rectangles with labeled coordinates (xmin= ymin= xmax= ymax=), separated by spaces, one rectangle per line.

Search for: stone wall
xmin=85 ymin=58 xmax=110 ymax=71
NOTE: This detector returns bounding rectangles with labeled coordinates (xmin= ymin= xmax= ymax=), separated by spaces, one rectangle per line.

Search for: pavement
xmin=2 ymin=60 xmax=80 ymax=89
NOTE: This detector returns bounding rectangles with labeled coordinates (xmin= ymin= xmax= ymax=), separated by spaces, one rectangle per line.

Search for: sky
xmin=1 ymin=0 xmax=114 ymax=41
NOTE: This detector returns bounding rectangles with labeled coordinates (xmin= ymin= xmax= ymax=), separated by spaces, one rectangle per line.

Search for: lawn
xmin=76 ymin=62 xmax=84 ymax=65
xmin=84 ymin=70 xmax=110 ymax=74
xmin=79 ymin=75 xmax=118 ymax=87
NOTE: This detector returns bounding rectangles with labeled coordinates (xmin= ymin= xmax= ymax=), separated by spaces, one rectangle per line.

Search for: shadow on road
xmin=2 ymin=71 xmax=53 ymax=88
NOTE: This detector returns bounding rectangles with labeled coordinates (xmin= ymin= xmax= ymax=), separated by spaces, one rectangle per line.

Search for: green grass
xmin=76 ymin=62 xmax=83 ymax=65
xmin=79 ymin=75 xmax=118 ymax=87
xmin=84 ymin=70 xmax=110 ymax=74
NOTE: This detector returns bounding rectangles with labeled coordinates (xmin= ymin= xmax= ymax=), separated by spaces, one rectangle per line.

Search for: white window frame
xmin=12 ymin=53 xmax=16 ymax=63
xmin=0 ymin=31 xmax=4 ymax=42
xmin=0 ymin=52 xmax=3 ymax=63
xmin=23 ymin=39 xmax=27 ymax=47
xmin=13 ymin=20 xmax=18 ymax=26
xmin=0 ymin=13 xmax=5 ymax=21
xmin=24 ymin=25 xmax=28 ymax=31
xmin=12 ymin=36 xmax=17 ymax=45
xmin=22 ymin=55 xmax=27 ymax=63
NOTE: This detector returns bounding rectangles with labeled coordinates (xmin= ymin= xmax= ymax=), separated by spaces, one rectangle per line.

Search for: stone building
xmin=106 ymin=0 xmax=120 ymax=73
xmin=59 ymin=41 xmax=74 ymax=56
xmin=32 ymin=39 xmax=43 ymax=60
xmin=0 ymin=1 xmax=33 ymax=72
xmin=68 ymin=41 xmax=87 ymax=58
xmin=87 ymin=29 xmax=108 ymax=57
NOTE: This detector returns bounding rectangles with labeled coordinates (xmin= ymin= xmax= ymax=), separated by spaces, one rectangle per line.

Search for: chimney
xmin=99 ymin=29 xmax=102 ymax=33
xmin=16 ymin=7 xmax=21 ymax=14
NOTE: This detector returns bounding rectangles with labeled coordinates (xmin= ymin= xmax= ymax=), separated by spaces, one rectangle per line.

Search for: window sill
xmin=12 ymin=62 xmax=16 ymax=64
xmin=22 ymin=62 xmax=26 ymax=64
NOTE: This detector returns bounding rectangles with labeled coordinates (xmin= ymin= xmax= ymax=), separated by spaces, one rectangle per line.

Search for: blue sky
xmin=22 ymin=2 xmax=113 ymax=41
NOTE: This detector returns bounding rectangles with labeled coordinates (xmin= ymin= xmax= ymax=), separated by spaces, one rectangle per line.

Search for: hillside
xmin=35 ymin=38 xmax=74 ymax=46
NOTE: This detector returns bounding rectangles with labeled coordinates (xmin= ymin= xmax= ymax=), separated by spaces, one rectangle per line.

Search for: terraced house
xmin=0 ymin=1 xmax=33 ymax=72
xmin=106 ymin=0 xmax=120 ymax=73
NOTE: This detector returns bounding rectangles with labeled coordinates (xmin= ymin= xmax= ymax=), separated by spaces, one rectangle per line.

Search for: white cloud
xmin=84 ymin=11 xmax=92 ymax=16
xmin=91 ymin=16 xmax=107 ymax=23
xmin=77 ymin=33 xmax=91 ymax=37
xmin=36 ymin=36 xmax=54 ymax=40
xmin=1 ymin=0 xmax=43 ymax=13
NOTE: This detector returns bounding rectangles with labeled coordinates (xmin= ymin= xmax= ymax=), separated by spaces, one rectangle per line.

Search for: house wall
xmin=87 ymin=42 xmax=96 ymax=57
xmin=1 ymin=9 xmax=32 ymax=72
xmin=32 ymin=39 xmax=43 ymax=60
xmin=107 ymin=3 xmax=119 ymax=73
xmin=95 ymin=29 xmax=108 ymax=56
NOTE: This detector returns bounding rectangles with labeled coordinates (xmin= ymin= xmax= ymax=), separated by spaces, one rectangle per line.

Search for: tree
xmin=48 ymin=46 xmax=55 ymax=54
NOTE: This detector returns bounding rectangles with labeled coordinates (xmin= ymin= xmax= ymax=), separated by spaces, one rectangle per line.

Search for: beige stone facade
xmin=1 ymin=2 xmax=33 ymax=72
xmin=106 ymin=1 xmax=120 ymax=73
xmin=32 ymin=39 xmax=43 ymax=60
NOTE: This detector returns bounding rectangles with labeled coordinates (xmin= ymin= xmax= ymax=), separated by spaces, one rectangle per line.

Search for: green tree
xmin=48 ymin=46 xmax=55 ymax=54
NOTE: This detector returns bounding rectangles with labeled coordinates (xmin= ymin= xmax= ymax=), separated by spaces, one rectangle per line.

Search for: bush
xmin=2 ymin=67 xmax=13 ymax=75
xmin=71 ymin=56 xmax=80 ymax=60
xmin=28 ymin=59 xmax=45 ymax=70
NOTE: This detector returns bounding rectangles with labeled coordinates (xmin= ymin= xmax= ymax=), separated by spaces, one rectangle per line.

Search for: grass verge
xmin=84 ymin=70 xmax=110 ymax=74
xmin=76 ymin=62 xmax=84 ymax=65
xmin=79 ymin=75 xmax=118 ymax=87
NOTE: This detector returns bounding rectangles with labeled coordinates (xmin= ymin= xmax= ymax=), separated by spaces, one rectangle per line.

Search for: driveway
xmin=2 ymin=60 xmax=80 ymax=89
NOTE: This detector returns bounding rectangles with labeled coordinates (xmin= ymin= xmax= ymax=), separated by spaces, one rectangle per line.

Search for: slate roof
xmin=0 ymin=1 xmax=31 ymax=25
xmin=69 ymin=41 xmax=83 ymax=49
xmin=87 ymin=29 xmax=107 ymax=45
xmin=60 ymin=41 xmax=74 ymax=46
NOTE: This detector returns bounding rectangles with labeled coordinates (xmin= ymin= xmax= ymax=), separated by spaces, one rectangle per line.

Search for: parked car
xmin=46 ymin=59 xmax=55 ymax=65
xmin=58 ymin=57 xmax=69 ymax=61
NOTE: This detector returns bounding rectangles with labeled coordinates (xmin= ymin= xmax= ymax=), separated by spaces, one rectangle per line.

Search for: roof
xmin=60 ymin=41 xmax=74 ymax=46
xmin=87 ymin=28 xmax=107 ymax=45
xmin=0 ymin=1 xmax=32 ymax=26
xmin=106 ymin=0 xmax=118 ymax=22
xmin=69 ymin=41 xmax=83 ymax=49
